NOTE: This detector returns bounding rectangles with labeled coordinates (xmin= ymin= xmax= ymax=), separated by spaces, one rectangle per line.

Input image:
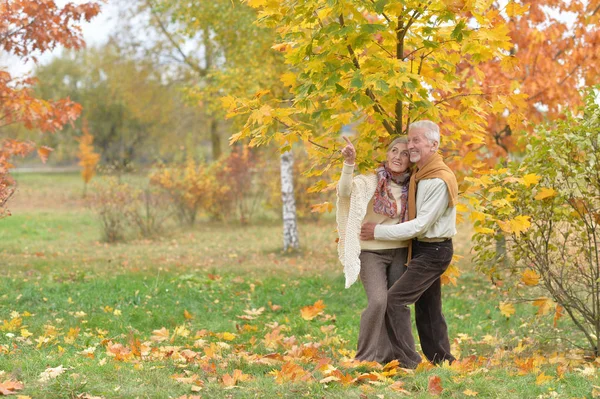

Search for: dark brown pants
xmin=355 ymin=248 xmax=410 ymax=364
xmin=385 ymin=239 xmax=455 ymax=368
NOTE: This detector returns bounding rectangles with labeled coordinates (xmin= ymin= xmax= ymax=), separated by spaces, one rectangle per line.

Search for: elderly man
xmin=360 ymin=120 xmax=458 ymax=368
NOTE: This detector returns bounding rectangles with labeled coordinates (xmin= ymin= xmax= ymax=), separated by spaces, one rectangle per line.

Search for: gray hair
xmin=408 ymin=120 xmax=440 ymax=144
xmin=387 ymin=136 xmax=408 ymax=152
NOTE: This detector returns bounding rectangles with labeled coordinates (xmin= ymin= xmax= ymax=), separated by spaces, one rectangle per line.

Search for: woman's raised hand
xmin=341 ymin=136 xmax=356 ymax=164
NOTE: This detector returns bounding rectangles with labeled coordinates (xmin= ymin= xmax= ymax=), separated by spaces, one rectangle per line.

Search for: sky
xmin=5 ymin=0 xmax=118 ymax=77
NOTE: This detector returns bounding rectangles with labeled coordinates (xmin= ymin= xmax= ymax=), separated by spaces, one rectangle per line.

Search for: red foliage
xmin=0 ymin=0 xmax=100 ymax=216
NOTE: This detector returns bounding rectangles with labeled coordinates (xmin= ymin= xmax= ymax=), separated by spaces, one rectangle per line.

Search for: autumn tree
xmin=226 ymin=0 xmax=525 ymax=188
xmin=462 ymin=0 xmax=600 ymax=163
xmin=77 ymin=119 xmax=100 ymax=197
xmin=470 ymin=87 xmax=600 ymax=356
xmin=0 ymin=0 xmax=100 ymax=217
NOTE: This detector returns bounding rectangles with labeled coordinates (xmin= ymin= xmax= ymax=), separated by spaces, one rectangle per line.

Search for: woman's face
xmin=386 ymin=142 xmax=411 ymax=173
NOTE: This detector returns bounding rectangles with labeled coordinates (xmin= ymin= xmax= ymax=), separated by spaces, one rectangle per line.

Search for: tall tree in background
xmin=0 ymin=0 xmax=100 ymax=217
xmin=33 ymin=44 xmax=196 ymax=169
xmin=151 ymin=0 xmax=301 ymax=250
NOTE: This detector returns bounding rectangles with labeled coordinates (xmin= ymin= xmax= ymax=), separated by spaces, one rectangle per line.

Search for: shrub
xmin=470 ymin=88 xmax=600 ymax=355
xmin=149 ymin=159 xmax=213 ymax=226
xmin=88 ymin=177 xmax=136 ymax=242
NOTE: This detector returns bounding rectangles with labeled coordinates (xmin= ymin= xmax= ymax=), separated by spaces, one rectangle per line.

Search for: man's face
xmin=408 ymin=128 xmax=437 ymax=167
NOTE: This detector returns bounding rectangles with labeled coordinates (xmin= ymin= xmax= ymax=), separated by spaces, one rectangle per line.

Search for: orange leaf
xmin=521 ymin=269 xmax=540 ymax=286
xmin=428 ymin=375 xmax=444 ymax=396
xmin=184 ymin=310 xmax=194 ymax=320
xmin=300 ymin=300 xmax=326 ymax=320
xmin=0 ymin=380 xmax=24 ymax=395
xmin=37 ymin=146 xmax=53 ymax=164
xmin=553 ymin=305 xmax=564 ymax=327
xmin=533 ymin=297 xmax=554 ymax=316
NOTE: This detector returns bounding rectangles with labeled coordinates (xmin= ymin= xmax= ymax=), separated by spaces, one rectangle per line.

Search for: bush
xmin=149 ymin=159 xmax=213 ymax=226
xmin=470 ymin=87 xmax=600 ymax=355
xmin=88 ymin=178 xmax=136 ymax=242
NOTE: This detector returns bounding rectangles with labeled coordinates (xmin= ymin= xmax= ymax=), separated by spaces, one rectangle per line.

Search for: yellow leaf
xmin=506 ymin=1 xmax=530 ymax=17
xmin=535 ymin=372 xmax=554 ymax=385
xmin=221 ymin=332 xmax=236 ymax=341
xmin=521 ymin=269 xmax=540 ymax=286
xmin=280 ymin=72 xmax=297 ymax=88
xmin=463 ymin=389 xmax=479 ymax=396
xmin=534 ymin=187 xmax=557 ymax=200
xmin=474 ymin=226 xmax=495 ymax=235
xmin=499 ymin=302 xmax=515 ymax=318
xmin=521 ymin=174 xmax=540 ymax=187
xmin=441 ymin=264 xmax=461 ymax=286
xmin=184 ymin=310 xmax=194 ymax=320
xmin=533 ymin=297 xmax=554 ymax=316
xmin=246 ymin=0 xmax=267 ymax=8
xmin=310 ymin=202 xmax=333 ymax=214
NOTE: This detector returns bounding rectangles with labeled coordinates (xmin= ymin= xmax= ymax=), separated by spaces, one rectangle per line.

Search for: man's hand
xmin=360 ymin=222 xmax=377 ymax=241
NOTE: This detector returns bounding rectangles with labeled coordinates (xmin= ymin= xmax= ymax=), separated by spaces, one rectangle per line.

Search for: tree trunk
xmin=210 ymin=118 xmax=221 ymax=160
xmin=280 ymin=150 xmax=299 ymax=251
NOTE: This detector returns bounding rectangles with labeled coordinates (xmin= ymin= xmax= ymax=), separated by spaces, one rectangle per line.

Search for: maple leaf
xmin=270 ymin=362 xmax=311 ymax=383
xmin=222 ymin=369 xmax=251 ymax=388
xmin=534 ymin=187 xmax=557 ymax=201
xmin=0 ymin=380 xmax=24 ymax=395
xmin=428 ymin=375 xmax=443 ymax=396
xmin=533 ymin=297 xmax=554 ymax=316
xmin=300 ymin=300 xmax=326 ymax=320
xmin=499 ymin=302 xmax=516 ymax=318
xmin=521 ymin=269 xmax=540 ymax=286
xmin=151 ymin=327 xmax=170 ymax=342
xmin=521 ymin=174 xmax=541 ymax=187
xmin=389 ymin=380 xmax=410 ymax=394
xmin=39 ymin=365 xmax=67 ymax=382
xmin=37 ymin=146 xmax=53 ymax=164
xmin=535 ymin=372 xmax=554 ymax=385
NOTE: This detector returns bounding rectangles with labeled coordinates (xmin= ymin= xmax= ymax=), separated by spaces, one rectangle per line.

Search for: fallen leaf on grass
xmin=389 ymin=380 xmax=410 ymax=394
xmin=535 ymin=372 xmax=554 ymax=385
xmin=222 ymin=369 xmax=251 ymax=388
xmin=428 ymin=375 xmax=443 ymax=396
xmin=300 ymin=300 xmax=326 ymax=320
xmin=270 ymin=362 xmax=311 ymax=383
xmin=151 ymin=327 xmax=170 ymax=343
xmin=39 ymin=365 xmax=67 ymax=382
xmin=463 ymin=389 xmax=479 ymax=396
xmin=0 ymin=380 xmax=24 ymax=395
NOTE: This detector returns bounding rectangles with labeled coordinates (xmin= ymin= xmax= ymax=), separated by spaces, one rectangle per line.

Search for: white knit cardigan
xmin=336 ymin=174 xmax=378 ymax=289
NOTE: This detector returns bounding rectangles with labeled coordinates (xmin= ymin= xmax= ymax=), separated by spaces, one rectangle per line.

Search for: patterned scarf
xmin=373 ymin=163 xmax=410 ymax=221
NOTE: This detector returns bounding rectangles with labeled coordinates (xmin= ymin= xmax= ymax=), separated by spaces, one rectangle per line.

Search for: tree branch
xmin=144 ymin=0 xmax=207 ymax=77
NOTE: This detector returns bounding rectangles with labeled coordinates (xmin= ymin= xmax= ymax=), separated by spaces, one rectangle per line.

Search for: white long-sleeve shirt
xmin=374 ymin=178 xmax=456 ymax=241
xmin=338 ymin=162 xmax=408 ymax=250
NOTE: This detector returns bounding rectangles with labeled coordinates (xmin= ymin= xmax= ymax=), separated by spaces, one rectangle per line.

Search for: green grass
xmin=0 ymin=173 xmax=599 ymax=398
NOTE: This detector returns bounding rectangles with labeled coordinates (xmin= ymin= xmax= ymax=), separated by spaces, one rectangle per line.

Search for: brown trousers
xmin=355 ymin=248 xmax=411 ymax=364
xmin=385 ymin=239 xmax=455 ymax=368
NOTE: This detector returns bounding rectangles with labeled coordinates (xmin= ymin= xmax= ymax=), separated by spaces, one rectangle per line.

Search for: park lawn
xmin=0 ymin=173 xmax=599 ymax=398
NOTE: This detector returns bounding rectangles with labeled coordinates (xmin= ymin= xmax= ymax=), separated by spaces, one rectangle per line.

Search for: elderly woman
xmin=336 ymin=135 xmax=418 ymax=364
